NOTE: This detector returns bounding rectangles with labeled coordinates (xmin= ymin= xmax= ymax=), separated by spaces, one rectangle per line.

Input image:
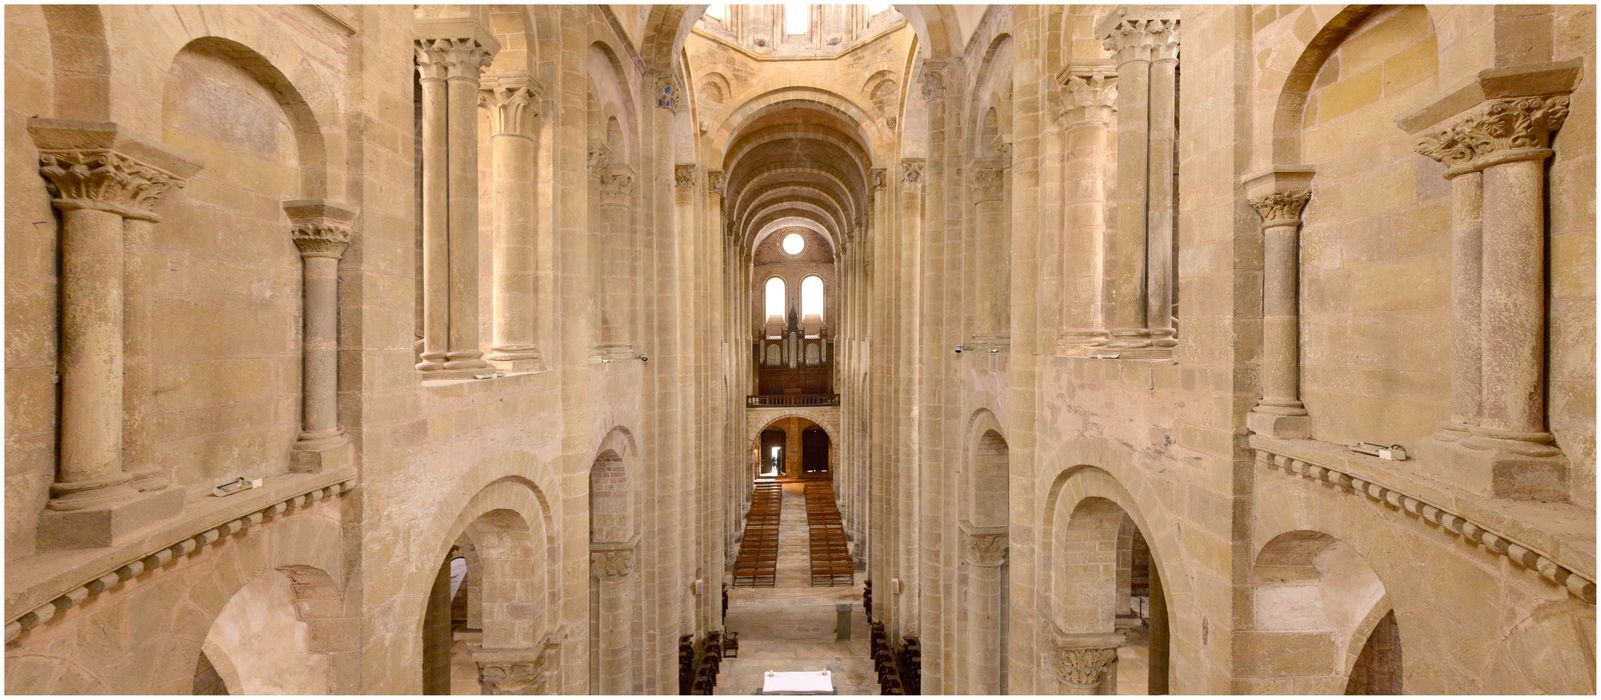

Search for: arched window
xmin=705 ymin=4 xmax=726 ymax=21
xmin=764 ymin=277 xmax=786 ymax=320
xmin=785 ymin=2 xmax=810 ymax=35
xmin=801 ymin=275 xmax=824 ymax=321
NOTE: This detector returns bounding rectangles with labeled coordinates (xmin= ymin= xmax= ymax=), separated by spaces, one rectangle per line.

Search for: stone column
xmin=970 ymin=159 xmax=1007 ymax=344
xmin=481 ymin=73 xmax=544 ymax=370
xmin=1244 ymin=168 xmax=1314 ymax=439
xmin=1095 ymin=7 xmax=1179 ymax=350
xmin=284 ymin=200 xmax=358 ymax=472
xmin=1145 ymin=30 xmax=1179 ymax=347
xmin=1052 ymin=632 xmax=1125 ymax=695
xmin=29 ymin=119 xmax=193 ymax=549
xmin=1056 ymin=70 xmax=1117 ymax=350
xmin=962 ymin=525 xmax=1007 ymax=694
xmin=415 ymin=27 xmax=498 ymax=378
xmin=1408 ymin=80 xmax=1574 ymax=500
xmin=592 ymin=542 xmax=636 ymax=694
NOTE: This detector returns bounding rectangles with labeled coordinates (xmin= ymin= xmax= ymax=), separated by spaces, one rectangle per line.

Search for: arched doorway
xmin=198 ymin=566 xmax=341 ymax=695
xmin=1047 ymin=491 xmax=1173 ymax=695
xmin=1242 ymin=531 xmax=1400 ymax=695
xmin=753 ymin=416 xmax=833 ymax=482
xmin=422 ymin=509 xmax=552 ymax=695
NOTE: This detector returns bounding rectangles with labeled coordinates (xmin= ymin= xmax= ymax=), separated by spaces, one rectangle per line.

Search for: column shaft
xmin=301 ymin=255 xmax=341 ymax=438
xmin=445 ymin=64 xmax=489 ymax=370
xmin=416 ymin=54 xmax=449 ymax=371
xmin=1473 ymin=155 xmax=1553 ymax=442
xmin=1107 ymin=56 xmax=1150 ymax=344
xmin=1260 ymin=223 xmax=1302 ymax=408
xmin=1146 ymin=55 xmax=1178 ymax=345
xmin=55 ymin=206 xmax=133 ymax=503
xmin=488 ymin=131 xmax=539 ymax=365
xmin=1443 ymin=171 xmax=1484 ymax=436
xmin=122 ymin=218 xmax=165 ymax=490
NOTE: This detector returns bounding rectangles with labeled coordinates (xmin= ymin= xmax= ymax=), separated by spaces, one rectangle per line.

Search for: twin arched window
xmin=763 ymin=275 xmax=825 ymax=323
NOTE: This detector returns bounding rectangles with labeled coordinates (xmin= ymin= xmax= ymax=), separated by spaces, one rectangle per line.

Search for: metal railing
xmin=747 ymin=394 xmax=840 ymax=407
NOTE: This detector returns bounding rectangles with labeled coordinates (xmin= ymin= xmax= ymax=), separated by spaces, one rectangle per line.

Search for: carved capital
xmin=675 ymin=164 xmax=698 ymax=189
xmin=653 ymin=69 xmax=683 ymax=113
xmin=918 ymin=62 xmax=948 ymax=103
xmin=415 ymin=37 xmax=495 ymax=82
xmin=1248 ymin=190 xmax=1311 ymax=228
xmin=1415 ymin=95 xmax=1570 ymax=169
xmin=478 ymin=661 xmax=544 ymax=695
xmin=971 ymin=163 xmax=1005 ymax=204
xmin=479 ymin=73 xmax=542 ymax=137
xmin=963 ymin=530 xmax=1008 ymax=567
xmin=900 ymin=158 xmax=926 ymax=187
xmin=871 ymin=168 xmax=888 ymax=191
xmin=1054 ymin=645 xmax=1119 ymax=689
xmin=708 ymin=170 xmax=726 ymax=195
xmin=37 ymin=149 xmax=189 ymax=220
xmin=591 ymin=545 xmax=635 ymax=580
xmin=283 ymin=199 xmax=358 ymax=259
xmin=587 ymin=143 xmax=612 ymax=171
xmin=595 ymin=165 xmax=636 ymax=206
xmin=1060 ymin=73 xmax=1117 ymax=122
xmin=1097 ymin=9 xmax=1180 ymax=64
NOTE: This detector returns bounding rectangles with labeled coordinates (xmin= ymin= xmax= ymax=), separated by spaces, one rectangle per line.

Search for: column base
xmin=416 ymin=350 xmax=447 ymax=373
xmin=39 ymin=485 xmax=183 ymax=551
xmin=1247 ymin=406 xmax=1311 ymax=439
xmin=1105 ymin=328 xmax=1152 ymax=349
xmin=444 ymin=350 xmax=492 ymax=373
xmin=1056 ymin=329 xmax=1108 ymax=355
xmin=487 ymin=345 xmax=544 ymax=372
xmin=1417 ymin=433 xmax=1568 ymax=501
xmin=291 ymin=433 xmax=353 ymax=474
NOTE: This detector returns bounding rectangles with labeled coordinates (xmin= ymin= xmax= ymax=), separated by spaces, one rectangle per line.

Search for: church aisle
xmin=716 ymin=484 xmax=876 ymax=694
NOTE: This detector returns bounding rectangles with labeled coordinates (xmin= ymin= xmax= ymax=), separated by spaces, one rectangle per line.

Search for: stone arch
xmin=487 ymin=6 xmax=538 ymax=75
xmin=712 ymin=88 xmax=883 ymax=165
xmin=1244 ymin=529 xmax=1398 ymax=694
xmin=893 ymin=5 xmax=965 ymax=60
xmin=409 ymin=474 xmax=558 ymax=694
xmin=586 ymin=40 xmax=637 ymax=163
xmin=40 ymin=5 xmax=111 ymax=120
xmin=1268 ymin=5 xmax=1385 ymax=165
xmin=198 ymin=563 xmax=346 ymax=694
xmin=969 ymin=32 xmax=1015 ymax=153
xmin=165 ymin=36 xmax=329 ymax=199
xmin=1038 ymin=463 xmax=1194 ymax=693
xmin=699 ymin=71 xmax=732 ymax=104
xmin=197 ymin=640 xmax=242 ymax=695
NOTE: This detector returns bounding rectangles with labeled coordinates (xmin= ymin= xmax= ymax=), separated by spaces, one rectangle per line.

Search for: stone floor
xmin=1116 ymin=624 xmax=1150 ymax=694
xmin=717 ymin=483 xmax=877 ymax=695
xmin=449 ymin=637 xmax=482 ymax=695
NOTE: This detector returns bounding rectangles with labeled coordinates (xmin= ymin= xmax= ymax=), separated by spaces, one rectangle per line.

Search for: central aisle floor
xmin=716 ymin=483 xmax=877 ymax=695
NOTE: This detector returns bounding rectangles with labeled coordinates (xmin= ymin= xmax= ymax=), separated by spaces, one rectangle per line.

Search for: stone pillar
xmin=1405 ymin=65 xmax=1576 ymax=500
xmin=1145 ymin=32 xmax=1179 ymax=347
xmin=1095 ymin=7 xmax=1179 ymax=351
xmin=283 ymin=200 xmax=358 ymax=472
xmin=121 ymin=218 xmax=164 ymax=492
xmin=1056 ymin=70 xmax=1117 ymax=350
xmin=1051 ymin=632 xmax=1125 ymax=695
xmin=415 ymin=26 xmax=498 ymax=378
xmin=29 ymin=119 xmax=194 ymax=549
xmin=591 ymin=144 xmax=637 ymax=356
xmin=962 ymin=525 xmax=1007 ymax=694
xmin=971 ymin=155 xmax=1008 ymax=345
xmin=1244 ymin=168 xmax=1314 ymax=439
xmin=592 ymin=542 xmax=636 ymax=694
xmin=481 ymin=73 xmax=544 ymax=370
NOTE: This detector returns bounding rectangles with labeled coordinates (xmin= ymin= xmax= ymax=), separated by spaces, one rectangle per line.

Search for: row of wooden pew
xmin=804 ymin=483 xmax=854 ymax=586
xmin=732 ymin=483 xmax=783 ymax=587
xmin=679 ymin=630 xmax=739 ymax=694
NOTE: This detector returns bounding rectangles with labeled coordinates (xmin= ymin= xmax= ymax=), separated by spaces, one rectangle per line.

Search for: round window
xmin=782 ymin=232 xmax=806 ymax=255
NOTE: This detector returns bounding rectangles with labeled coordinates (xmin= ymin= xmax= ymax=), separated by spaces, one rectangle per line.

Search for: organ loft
xmin=2 ymin=3 xmax=1596 ymax=695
